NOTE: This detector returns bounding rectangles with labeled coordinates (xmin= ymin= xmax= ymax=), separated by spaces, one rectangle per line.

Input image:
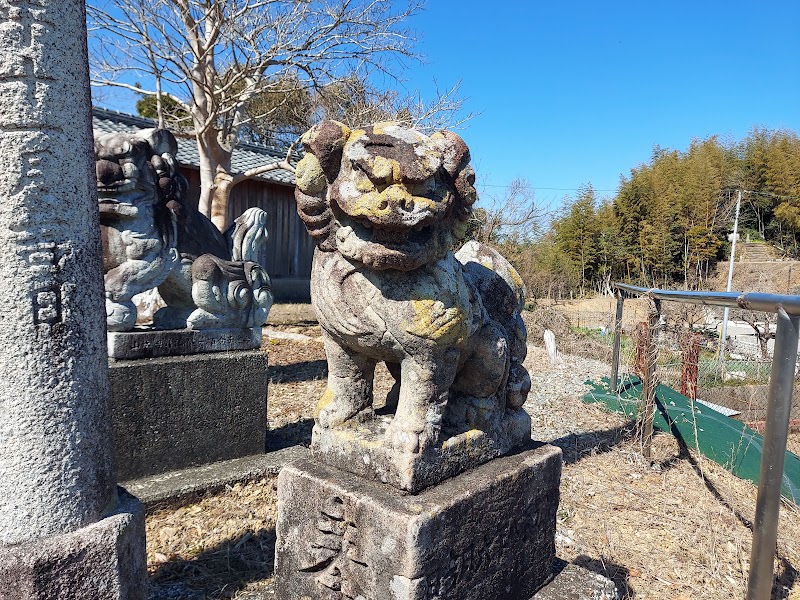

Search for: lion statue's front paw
xmin=315 ymin=388 xmax=372 ymax=429
xmin=384 ymin=421 xmax=441 ymax=454
xmin=106 ymin=299 xmax=137 ymax=332
xmin=384 ymin=425 xmax=422 ymax=454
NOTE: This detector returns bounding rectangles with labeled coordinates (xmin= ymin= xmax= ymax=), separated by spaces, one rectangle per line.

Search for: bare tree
xmin=663 ymin=302 xmax=708 ymax=335
xmin=313 ymin=76 xmax=475 ymax=134
xmin=88 ymin=0 xmax=432 ymax=229
xmin=734 ymin=310 xmax=775 ymax=359
xmin=469 ymin=179 xmax=545 ymax=245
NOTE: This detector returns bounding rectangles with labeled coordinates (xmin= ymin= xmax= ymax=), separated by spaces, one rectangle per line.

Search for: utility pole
xmin=719 ymin=190 xmax=742 ymax=363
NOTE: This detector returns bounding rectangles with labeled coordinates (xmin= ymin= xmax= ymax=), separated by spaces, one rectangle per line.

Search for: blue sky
xmin=94 ymin=1 xmax=800 ymax=211
xmin=405 ymin=1 xmax=800 ymax=209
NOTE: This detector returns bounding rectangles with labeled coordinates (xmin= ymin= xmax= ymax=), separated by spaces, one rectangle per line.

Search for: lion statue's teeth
xmin=335 ymin=225 xmax=353 ymax=244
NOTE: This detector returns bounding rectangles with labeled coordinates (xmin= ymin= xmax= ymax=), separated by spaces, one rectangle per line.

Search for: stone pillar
xmin=0 ymin=1 xmax=146 ymax=597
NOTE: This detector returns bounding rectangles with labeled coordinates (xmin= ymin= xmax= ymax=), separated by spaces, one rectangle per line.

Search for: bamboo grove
xmin=492 ymin=128 xmax=800 ymax=300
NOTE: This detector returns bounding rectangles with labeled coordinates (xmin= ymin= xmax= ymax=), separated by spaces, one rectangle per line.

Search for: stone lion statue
xmin=95 ymin=128 xmax=272 ymax=331
xmin=295 ymin=120 xmax=531 ymax=455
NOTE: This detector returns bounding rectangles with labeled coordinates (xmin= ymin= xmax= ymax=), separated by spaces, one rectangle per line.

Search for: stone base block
xmin=0 ymin=490 xmax=147 ymax=600
xmin=275 ymin=444 xmax=561 ymax=600
xmin=311 ymin=407 xmax=531 ymax=493
xmin=533 ymin=561 xmax=619 ymax=600
xmin=107 ymin=327 xmax=262 ymax=359
xmin=110 ymin=349 xmax=268 ymax=480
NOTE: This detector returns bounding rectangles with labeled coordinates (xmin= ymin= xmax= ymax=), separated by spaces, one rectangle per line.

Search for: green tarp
xmin=583 ymin=376 xmax=800 ymax=504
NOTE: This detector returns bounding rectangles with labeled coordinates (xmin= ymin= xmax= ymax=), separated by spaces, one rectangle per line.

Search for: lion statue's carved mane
xmin=295 ymin=120 xmax=531 ymax=457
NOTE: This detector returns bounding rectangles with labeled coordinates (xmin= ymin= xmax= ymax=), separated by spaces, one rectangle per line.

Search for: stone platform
xmin=0 ymin=490 xmax=146 ymax=600
xmin=311 ymin=407 xmax=531 ymax=493
xmin=263 ymin=558 xmax=619 ymax=599
xmin=107 ymin=327 xmax=262 ymax=359
xmin=109 ymin=349 xmax=268 ymax=481
xmin=274 ymin=444 xmax=561 ymax=600
xmin=123 ymin=446 xmax=309 ymax=506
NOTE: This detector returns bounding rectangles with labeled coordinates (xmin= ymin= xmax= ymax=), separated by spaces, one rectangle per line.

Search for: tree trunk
xmin=211 ymin=170 xmax=236 ymax=231
xmin=196 ymin=132 xmax=217 ymax=220
xmin=683 ymin=237 xmax=689 ymax=287
xmin=759 ymin=335 xmax=769 ymax=359
xmin=195 ymin=128 xmax=234 ymax=231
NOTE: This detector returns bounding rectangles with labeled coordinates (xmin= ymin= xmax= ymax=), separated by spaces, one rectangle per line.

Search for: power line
xmin=743 ymin=189 xmax=800 ymax=202
xmin=478 ymin=184 xmax=618 ymax=193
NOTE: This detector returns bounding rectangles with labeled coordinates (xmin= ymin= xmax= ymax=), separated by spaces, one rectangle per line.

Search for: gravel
xmin=523 ymin=345 xmax=630 ymax=449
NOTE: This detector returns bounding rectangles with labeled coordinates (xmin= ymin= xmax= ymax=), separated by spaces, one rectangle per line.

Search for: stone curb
xmin=122 ymin=446 xmax=310 ymax=506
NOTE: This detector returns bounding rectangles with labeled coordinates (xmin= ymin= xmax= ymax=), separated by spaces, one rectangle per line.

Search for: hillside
xmin=707 ymin=243 xmax=800 ymax=295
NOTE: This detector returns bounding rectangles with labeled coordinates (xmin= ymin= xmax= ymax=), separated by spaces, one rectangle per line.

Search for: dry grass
xmin=263 ymin=335 xmax=325 ymax=451
xmin=537 ymin=296 xmax=651 ymax=331
xmin=146 ymin=479 xmax=277 ymax=599
xmin=145 ymin=303 xmax=800 ymax=599
xmin=557 ymin=431 xmax=800 ymax=600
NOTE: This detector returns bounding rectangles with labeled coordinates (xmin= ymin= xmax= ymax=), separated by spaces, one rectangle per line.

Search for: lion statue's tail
xmin=226 ymin=207 xmax=270 ymax=269
xmin=455 ymin=240 xmax=532 ymax=409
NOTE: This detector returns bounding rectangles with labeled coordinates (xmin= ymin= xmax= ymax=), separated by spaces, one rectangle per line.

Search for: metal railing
xmin=611 ymin=283 xmax=800 ymax=600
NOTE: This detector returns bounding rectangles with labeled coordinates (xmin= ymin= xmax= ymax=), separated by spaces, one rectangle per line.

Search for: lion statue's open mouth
xmin=95 ymin=135 xmax=160 ymax=218
xmin=295 ymin=121 xmax=476 ymax=272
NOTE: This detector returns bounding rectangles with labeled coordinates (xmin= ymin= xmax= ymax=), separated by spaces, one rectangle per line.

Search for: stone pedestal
xmin=107 ymin=327 xmax=263 ymax=359
xmin=275 ymin=444 xmax=561 ymax=600
xmin=109 ymin=349 xmax=269 ymax=481
xmin=0 ymin=491 xmax=147 ymax=600
xmin=311 ymin=408 xmax=531 ymax=492
xmin=532 ymin=561 xmax=619 ymax=600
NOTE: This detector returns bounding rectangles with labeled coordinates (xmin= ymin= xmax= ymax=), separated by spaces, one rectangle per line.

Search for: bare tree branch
xmin=470 ymin=179 xmax=549 ymax=245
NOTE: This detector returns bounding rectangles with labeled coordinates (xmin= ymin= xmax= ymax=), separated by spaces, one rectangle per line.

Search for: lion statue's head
xmin=294 ymin=120 xmax=477 ymax=271
xmin=94 ymin=128 xmax=187 ymax=241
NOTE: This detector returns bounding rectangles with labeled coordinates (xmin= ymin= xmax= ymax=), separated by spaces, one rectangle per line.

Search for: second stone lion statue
xmin=295 ymin=120 xmax=531 ymax=457
xmin=95 ymin=128 xmax=272 ymax=331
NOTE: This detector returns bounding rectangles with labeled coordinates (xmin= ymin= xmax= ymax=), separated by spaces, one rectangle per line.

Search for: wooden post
xmin=634 ymin=321 xmax=649 ymax=378
xmin=680 ymin=332 xmax=700 ymax=400
xmin=638 ymin=300 xmax=661 ymax=459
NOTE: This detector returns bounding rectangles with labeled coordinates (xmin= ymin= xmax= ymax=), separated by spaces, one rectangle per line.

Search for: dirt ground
xmin=145 ymin=304 xmax=800 ymax=600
